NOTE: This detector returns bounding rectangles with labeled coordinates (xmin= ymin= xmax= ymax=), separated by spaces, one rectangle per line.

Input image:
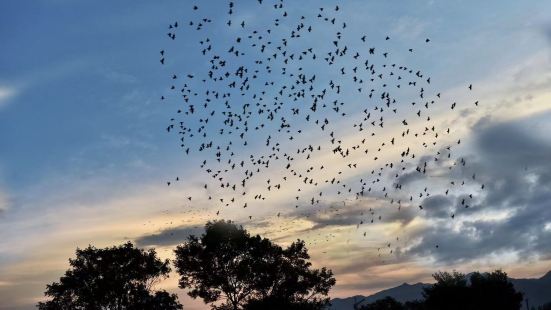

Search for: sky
xmin=1 ymin=1 xmax=551 ymax=309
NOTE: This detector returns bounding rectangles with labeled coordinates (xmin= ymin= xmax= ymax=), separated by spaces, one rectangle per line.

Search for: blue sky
xmin=0 ymin=1 xmax=174 ymax=187
xmin=0 ymin=0 xmax=547 ymax=195
xmin=1 ymin=1 xmax=551 ymax=309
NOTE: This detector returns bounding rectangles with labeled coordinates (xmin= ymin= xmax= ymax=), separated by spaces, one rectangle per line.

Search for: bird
xmin=156 ymin=0 xmax=481 ymax=258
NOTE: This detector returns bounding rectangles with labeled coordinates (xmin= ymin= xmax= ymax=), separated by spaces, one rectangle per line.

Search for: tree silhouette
xmin=243 ymin=295 xmax=324 ymax=310
xmin=422 ymin=271 xmax=470 ymax=310
xmin=538 ymin=302 xmax=551 ymax=310
xmin=37 ymin=242 xmax=182 ymax=310
xmin=173 ymin=220 xmax=335 ymax=310
xmin=469 ymin=270 xmax=523 ymax=310
xmin=356 ymin=269 xmax=523 ymax=310
xmin=423 ymin=270 xmax=523 ymax=310
xmin=359 ymin=296 xmax=405 ymax=310
xmin=403 ymin=300 xmax=426 ymax=310
xmin=357 ymin=296 xmax=429 ymax=310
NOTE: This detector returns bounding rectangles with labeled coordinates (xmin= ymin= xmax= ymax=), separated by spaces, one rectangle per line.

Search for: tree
xmin=359 ymin=296 xmax=405 ymax=310
xmin=538 ymin=302 xmax=551 ymax=310
xmin=422 ymin=271 xmax=471 ymax=310
xmin=423 ymin=270 xmax=523 ymax=310
xmin=469 ymin=270 xmax=523 ymax=310
xmin=173 ymin=220 xmax=335 ymax=310
xmin=37 ymin=242 xmax=182 ymax=309
xmin=243 ymin=295 xmax=322 ymax=310
xmin=403 ymin=300 xmax=426 ymax=310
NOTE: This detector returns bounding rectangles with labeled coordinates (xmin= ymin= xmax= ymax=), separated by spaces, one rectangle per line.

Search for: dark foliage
xmin=422 ymin=271 xmax=471 ymax=310
xmin=422 ymin=270 xmax=523 ymax=310
xmin=173 ymin=220 xmax=335 ymax=310
xmin=37 ymin=242 xmax=182 ymax=310
xmin=359 ymin=296 xmax=405 ymax=310
xmin=357 ymin=297 xmax=426 ymax=310
xmin=358 ymin=270 xmax=523 ymax=310
xmin=469 ymin=270 xmax=524 ymax=310
xmin=243 ymin=295 xmax=322 ymax=310
xmin=537 ymin=302 xmax=551 ymax=310
xmin=403 ymin=300 xmax=426 ymax=310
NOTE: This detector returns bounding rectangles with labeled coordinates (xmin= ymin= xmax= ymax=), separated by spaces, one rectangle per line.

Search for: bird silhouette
xmin=156 ymin=0 xmax=481 ymax=258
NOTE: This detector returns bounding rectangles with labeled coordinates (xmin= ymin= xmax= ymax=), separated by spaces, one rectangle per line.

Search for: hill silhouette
xmin=512 ymin=271 xmax=551 ymax=308
xmin=329 ymin=271 xmax=551 ymax=309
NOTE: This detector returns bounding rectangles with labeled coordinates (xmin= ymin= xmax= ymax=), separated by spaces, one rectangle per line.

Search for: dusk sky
xmin=1 ymin=1 xmax=551 ymax=309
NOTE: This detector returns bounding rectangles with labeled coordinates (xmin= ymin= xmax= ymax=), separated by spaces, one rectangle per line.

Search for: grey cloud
xmin=134 ymin=219 xmax=275 ymax=248
xmin=421 ymin=195 xmax=453 ymax=218
xmin=292 ymin=198 xmax=417 ymax=233
xmin=307 ymin=203 xmax=371 ymax=230
xmin=404 ymin=111 xmax=551 ymax=263
xmin=135 ymin=226 xmax=204 ymax=247
xmin=395 ymin=170 xmax=425 ymax=187
xmin=475 ymin=118 xmax=551 ymax=160
xmin=542 ymin=22 xmax=551 ymax=44
xmin=308 ymin=110 xmax=551 ymax=266
xmin=0 ymin=192 xmax=8 ymax=214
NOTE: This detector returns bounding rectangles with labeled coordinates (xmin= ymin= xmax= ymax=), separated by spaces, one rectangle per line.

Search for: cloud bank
xmin=403 ymin=111 xmax=551 ymax=263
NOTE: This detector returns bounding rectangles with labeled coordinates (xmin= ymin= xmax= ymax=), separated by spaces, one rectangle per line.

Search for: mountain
xmin=511 ymin=271 xmax=551 ymax=308
xmin=329 ymin=271 xmax=551 ymax=309
xmin=329 ymin=283 xmax=428 ymax=310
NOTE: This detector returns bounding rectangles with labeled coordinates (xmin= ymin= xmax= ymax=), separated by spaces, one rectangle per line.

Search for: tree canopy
xmin=37 ymin=242 xmax=182 ymax=310
xmin=173 ymin=220 xmax=336 ymax=310
xmin=359 ymin=296 xmax=406 ymax=310
xmin=37 ymin=222 xmax=527 ymax=310
xmin=422 ymin=271 xmax=470 ymax=310
xmin=422 ymin=270 xmax=523 ymax=310
xmin=468 ymin=270 xmax=524 ymax=310
xmin=358 ymin=270 xmax=523 ymax=310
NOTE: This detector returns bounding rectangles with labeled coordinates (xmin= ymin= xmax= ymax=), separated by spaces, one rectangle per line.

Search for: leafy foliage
xmin=37 ymin=242 xmax=182 ymax=310
xmin=358 ymin=270 xmax=523 ymax=310
xmin=359 ymin=296 xmax=406 ymax=310
xmin=468 ymin=270 xmax=523 ymax=310
xmin=537 ymin=302 xmax=551 ymax=310
xmin=174 ymin=220 xmax=335 ymax=310
xmin=422 ymin=271 xmax=470 ymax=309
xmin=422 ymin=270 xmax=523 ymax=310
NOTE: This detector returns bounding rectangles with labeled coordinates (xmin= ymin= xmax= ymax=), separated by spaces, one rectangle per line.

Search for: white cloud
xmin=0 ymin=86 xmax=17 ymax=108
xmin=391 ymin=16 xmax=428 ymax=40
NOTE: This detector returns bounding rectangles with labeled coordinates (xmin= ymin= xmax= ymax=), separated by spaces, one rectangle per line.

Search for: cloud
xmin=542 ymin=22 xmax=551 ymax=44
xmin=421 ymin=195 xmax=453 ymax=218
xmin=100 ymin=68 xmax=138 ymax=84
xmin=0 ymin=192 xmax=7 ymax=214
xmin=390 ymin=16 xmax=428 ymax=40
xmin=0 ymin=186 xmax=9 ymax=214
xmin=320 ymin=109 xmax=551 ymax=293
xmin=0 ymin=86 xmax=17 ymax=108
xmin=403 ymin=110 xmax=551 ymax=264
xmin=135 ymin=225 xmax=204 ymax=247
xmin=288 ymin=197 xmax=418 ymax=233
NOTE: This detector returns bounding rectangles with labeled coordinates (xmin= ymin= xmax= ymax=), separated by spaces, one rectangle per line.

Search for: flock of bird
xmin=157 ymin=0 xmax=481 ymax=259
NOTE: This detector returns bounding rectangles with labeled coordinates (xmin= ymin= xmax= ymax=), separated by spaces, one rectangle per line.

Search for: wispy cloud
xmin=136 ymin=225 xmax=204 ymax=247
xmin=0 ymin=86 xmax=17 ymax=109
xmin=390 ymin=16 xmax=428 ymax=40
